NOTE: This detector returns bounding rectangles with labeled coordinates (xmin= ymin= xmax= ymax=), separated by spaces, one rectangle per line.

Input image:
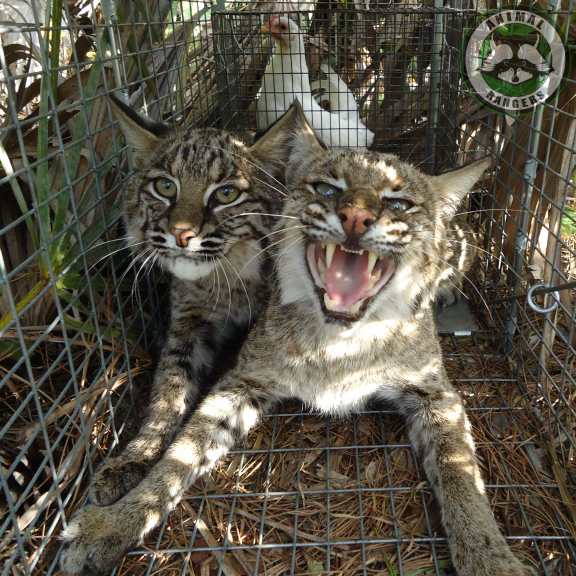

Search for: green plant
xmin=0 ymin=0 xmax=205 ymax=338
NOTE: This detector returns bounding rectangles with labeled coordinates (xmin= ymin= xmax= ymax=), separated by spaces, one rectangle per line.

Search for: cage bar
xmin=0 ymin=1 xmax=574 ymax=575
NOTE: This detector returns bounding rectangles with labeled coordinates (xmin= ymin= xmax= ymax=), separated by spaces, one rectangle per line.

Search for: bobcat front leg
xmin=61 ymin=372 xmax=283 ymax=576
xmin=398 ymin=379 xmax=536 ymax=576
xmin=89 ymin=310 xmax=223 ymax=506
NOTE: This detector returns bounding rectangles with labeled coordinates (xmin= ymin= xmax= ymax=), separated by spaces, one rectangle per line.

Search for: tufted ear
xmin=431 ymin=157 xmax=492 ymax=218
xmin=250 ymin=100 xmax=326 ymax=182
xmin=109 ymin=94 xmax=170 ymax=169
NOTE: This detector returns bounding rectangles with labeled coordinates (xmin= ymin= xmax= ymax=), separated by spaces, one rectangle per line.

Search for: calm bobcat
xmin=61 ymin=103 xmax=533 ymax=576
xmin=88 ymin=96 xmax=284 ymax=507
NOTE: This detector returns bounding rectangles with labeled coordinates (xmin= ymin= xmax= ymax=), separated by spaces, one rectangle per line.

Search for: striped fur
xmin=87 ymin=98 xmax=285 ymax=507
xmin=61 ymin=105 xmax=533 ymax=576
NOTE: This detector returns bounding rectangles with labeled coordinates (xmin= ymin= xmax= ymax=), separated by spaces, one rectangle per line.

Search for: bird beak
xmin=259 ymin=23 xmax=271 ymax=34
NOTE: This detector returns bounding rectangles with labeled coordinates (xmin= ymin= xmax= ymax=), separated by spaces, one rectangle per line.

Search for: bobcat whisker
xmin=213 ymin=212 xmax=298 ymax=233
xmin=413 ymin=246 xmax=493 ymax=320
xmin=86 ymin=240 xmax=148 ymax=273
xmin=237 ymin=226 xmax=309 ymax=274
xmin=207 ymin=259 xmax=224 ymax=321
xmin=117 ymin=246 xmax=153 ymax=288
xmin=120 ymin=247 xmax=152 ymax=310
xmin=207 ymin=257 xmax=218 ymax=304
xmin=203 ymin=145 xmax=313 ymax=215
xmin=203 ymin=144 xmax=289 ymax=194
xmin=412 ymin=151 xmax=436 ymax=167
xmin=131 ymin=249 xmax=157 ymax=307
xmin=136 ymin=251 xmax=162 ymax=311
xmin=417 ymin=232 xmax=497 ymax=260
xmin=221 ymin=253 xmax=252 ymax=323
xmin=215 ymin=259 xmax=233 ymax=331
xmin=254 ymin=225 xmax=310 ymax=245
xmin=439 ymin=207 xmax=527 ymax=221
xmin=272 ymin=235 xmax=305 ymax=276
xmin=78 ymin=236 xmax=133 ymax=259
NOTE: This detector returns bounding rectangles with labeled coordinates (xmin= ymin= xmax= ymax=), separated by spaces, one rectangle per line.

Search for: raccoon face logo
xmin=478 ymin=35 xmax=553 ymax=85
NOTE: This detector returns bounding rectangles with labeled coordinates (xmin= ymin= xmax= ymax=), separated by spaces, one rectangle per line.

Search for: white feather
xmin=310 ymin=63 xmax=359 ymax=121
xmin=257 ymin=17 xmax=374 ymax=148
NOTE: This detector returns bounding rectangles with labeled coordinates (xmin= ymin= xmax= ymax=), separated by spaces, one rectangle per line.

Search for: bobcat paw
xmin=89 ymin=457 xmax=150 ymax=506
xmin=60 ymin=505 xmax=135 ymax=576
xmin=455 ymin=548 xmax=538 ymax=576
xmin=434 ymin=285 xmax=460 ymax=309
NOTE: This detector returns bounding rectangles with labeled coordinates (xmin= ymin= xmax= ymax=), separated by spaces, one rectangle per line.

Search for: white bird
xmin=257 ymin=16 xmax=374 ymax=148
xmin=311 ymin=63 xmax=359 ymax=121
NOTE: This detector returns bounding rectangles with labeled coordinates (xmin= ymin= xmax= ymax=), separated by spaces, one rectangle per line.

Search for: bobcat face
xmin=263 ymin=103 xmax=489 ymax=324
xmin=125 ymin=131 xmax=275 ymax=280
xmin=281 ymin=150 xmax=440 ymax=322
xmin=112 ymin=97 xmax=282 ymax=281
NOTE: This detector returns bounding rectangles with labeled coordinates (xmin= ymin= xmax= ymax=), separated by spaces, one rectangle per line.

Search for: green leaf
xmin=56 ymin=141 xmax=121 ymax=256
xmin=50 ymin=0 xmax=63 ymax=101
xmin=60 ymin=200 xmax=124 ymax=271
xmin=57 ymin=286 xmax=92 ymax=317
xmin=59 ymin=273 xmax=142 ymax=293
xmin=36 ymin=0 xmax=54 ymax=273
xmin=405 ymin=561 xmax=452 ymax=576
xmin=50 ymin=36 xmax=108 ymax=259
xmin=307 ymin=560 xmax=324 ymax=574
xmin=562 ymin=206 xmax=576 ymax=237
xmin=0 ymin=340 xmax=24 ymax=361
xmin=0 ymin=141 xmax=39 ymax=250
xmin=64 ymin=316 xmax=143 ymax=342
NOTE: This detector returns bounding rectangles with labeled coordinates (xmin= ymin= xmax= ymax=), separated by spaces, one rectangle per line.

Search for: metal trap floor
xmin=42 ymin=335 xmax=575 ymax=576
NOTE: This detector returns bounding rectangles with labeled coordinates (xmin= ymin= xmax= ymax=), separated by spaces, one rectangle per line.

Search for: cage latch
xmin=527 ymin=282 xmax=560 ymax=314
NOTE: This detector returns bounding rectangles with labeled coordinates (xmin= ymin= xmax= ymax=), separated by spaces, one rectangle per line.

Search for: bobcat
xmin=60 ymin=103 xmax=534 ymax=576
xmin=88 ymin=96 xmax=285 ymax=507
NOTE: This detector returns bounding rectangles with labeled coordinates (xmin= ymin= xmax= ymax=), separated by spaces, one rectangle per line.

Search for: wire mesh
xmin=0 ymin=1 xmax=574 ymax=575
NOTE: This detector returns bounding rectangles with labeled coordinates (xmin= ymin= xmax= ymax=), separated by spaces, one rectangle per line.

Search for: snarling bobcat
xmin=60 ymin=103 xmax=534 ymax=576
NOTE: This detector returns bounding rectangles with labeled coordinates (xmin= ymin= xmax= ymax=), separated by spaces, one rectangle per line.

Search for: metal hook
xmin=527 ymin=282 xmax=559 ymax=314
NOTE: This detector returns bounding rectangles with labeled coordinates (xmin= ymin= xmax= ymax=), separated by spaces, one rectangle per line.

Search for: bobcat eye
xmin=214 ymin=186 xmax=241 ymax=204
xmin=154 ymin=177 xmax=177 ymax=198
xmin=314 ymin=183 xmax=338 ymax=196
xmin=385 ymin=199 xmax=413 ymax=212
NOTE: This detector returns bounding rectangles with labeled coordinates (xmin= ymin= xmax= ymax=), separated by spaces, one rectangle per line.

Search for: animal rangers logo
xmin=461 ymin=6 xmax=568 ymax=114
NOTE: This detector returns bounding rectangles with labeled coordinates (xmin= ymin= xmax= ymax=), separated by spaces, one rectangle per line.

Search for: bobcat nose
xmin=170 ymin=227 xmax=198 ymax=248
xmin=338 ymin=207 xmax=377 ymax=240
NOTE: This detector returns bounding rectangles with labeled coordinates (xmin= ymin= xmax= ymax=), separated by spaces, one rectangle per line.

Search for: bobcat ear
xmin=109 ymin=95 xmax=170 ymax=169
xmin=431 ymin=157 xmax=492 ymax=218
xmin=251 ymin=100 xmax=326 ymax=181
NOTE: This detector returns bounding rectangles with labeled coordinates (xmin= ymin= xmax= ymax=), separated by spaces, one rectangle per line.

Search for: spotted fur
xmin=87 ymin=97 xmax=285 ymax=507
xmin=61 ymin=104 xmax=534 ymax=576
xmin=434 ymin=215 xmax=479 ymax=308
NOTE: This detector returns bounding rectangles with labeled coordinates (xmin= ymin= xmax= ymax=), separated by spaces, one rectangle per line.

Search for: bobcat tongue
xmin=325 ymin=246 xmax=370 ymax=307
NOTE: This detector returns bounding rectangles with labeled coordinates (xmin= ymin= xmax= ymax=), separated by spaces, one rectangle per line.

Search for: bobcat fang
xmin=307 ymin=243 xmax=395 ymax=320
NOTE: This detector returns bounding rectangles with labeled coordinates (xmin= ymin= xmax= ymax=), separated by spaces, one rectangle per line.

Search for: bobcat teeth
xmin=349 ymin=301 xmax=361 ymax=315
xmin=318 ymin=259 xmax=326 ymax=284
xmin=342 ymin=247 xmax=364 ymax=255
xmin=365 ymin=268 xmax=382 ymax=292
xmin=324 ymin=292 xmax=337 ymax=311
xmin=325 ymin=243 xmax=336 ymax=269
xmin=366 ymin=251 xmax=378 ymax=276
xmin=321 ymin=243 xmax=326 ymax=249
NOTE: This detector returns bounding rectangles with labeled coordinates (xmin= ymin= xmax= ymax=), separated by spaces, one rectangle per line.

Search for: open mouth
xmin=306 ymin=243 xmax=395 ymax=321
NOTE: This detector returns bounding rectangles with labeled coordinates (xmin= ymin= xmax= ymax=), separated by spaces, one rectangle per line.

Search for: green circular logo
xmin=461 ymin=6 xmax=568 ymax=114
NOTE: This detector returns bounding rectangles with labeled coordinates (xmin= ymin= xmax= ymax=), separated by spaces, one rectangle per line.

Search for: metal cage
xmin=0 ymin=1 xmax=574 ymax=575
